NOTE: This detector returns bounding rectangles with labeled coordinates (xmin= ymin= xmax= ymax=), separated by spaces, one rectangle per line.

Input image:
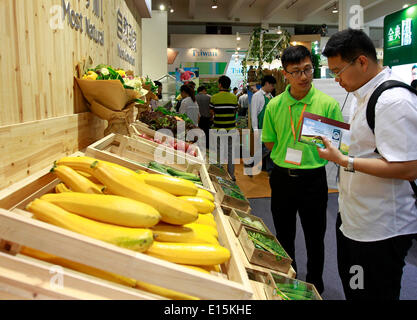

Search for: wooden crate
xmin=85 ymin=134 xmax=216 ymax=195
xmin=207 ymin=164 xmax=232 ymax=180
xmin=217 ymin=207 xmax=296 ymax=281
xmin=0 ymin=166 xmax=253 ymax=300
xmin=129 ymin=122 xmax=205 ymax=164
xmin=0 ymin=250 xmax=160 ymax=300
xmin=213 ymin=180 xmax=251 ymax=213
xmin=229 ymin=209 xmax=272 ymax=237
xmin=221 ymin=204 xmax=252 ymax=216
xmin=238 ymin=226 xmax=293 ymax=274
xmin=264 ymin=272 xmax=323 ymax=301
xmin=246 ymin=268 xmax=272 ymax=300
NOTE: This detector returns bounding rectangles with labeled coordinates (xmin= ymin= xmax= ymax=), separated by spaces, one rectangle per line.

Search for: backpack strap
xmin=367 ymin=80 xmax=417 ymax=133
xmin=366 ymin=80 xmax=417 ymax=200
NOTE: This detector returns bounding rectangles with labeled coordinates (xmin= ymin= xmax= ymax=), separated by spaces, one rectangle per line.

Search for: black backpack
xmin=366 ymin=80 xmax=417 ymax=198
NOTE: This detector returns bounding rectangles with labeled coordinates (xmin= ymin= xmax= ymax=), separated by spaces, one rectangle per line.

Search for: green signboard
xmin=384 ymin=4 xmax=417 ymax=66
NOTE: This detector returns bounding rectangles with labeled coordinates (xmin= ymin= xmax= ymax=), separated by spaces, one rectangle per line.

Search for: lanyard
xmin=288 ymin=104 xmax=307 ymax=143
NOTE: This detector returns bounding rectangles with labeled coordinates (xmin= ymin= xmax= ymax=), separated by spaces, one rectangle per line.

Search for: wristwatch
xmin=344 ymin=156 xmax=355 ymax=173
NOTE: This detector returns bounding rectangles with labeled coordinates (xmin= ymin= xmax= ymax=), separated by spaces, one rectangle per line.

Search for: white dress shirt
xmin=179 ymin=97 xmax=200 ymax=125
xmin=338 ymin=67 xmax=417 ymax=242
xmin=251 ymin=89 xmax=272 ymax=130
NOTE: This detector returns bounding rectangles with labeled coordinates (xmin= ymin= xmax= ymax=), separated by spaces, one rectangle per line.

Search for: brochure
xmin=299 ymin=112 xmax=350 ymax=155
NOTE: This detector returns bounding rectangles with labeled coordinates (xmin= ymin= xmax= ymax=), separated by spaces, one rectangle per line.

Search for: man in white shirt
xmin=320 ymin=28 xmax=417 ymax=300
xmin=250 ymin=75 xmax=276 ymax=174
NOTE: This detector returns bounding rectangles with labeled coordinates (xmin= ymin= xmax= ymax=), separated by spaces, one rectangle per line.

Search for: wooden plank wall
xmin=0 ymin=0 xmax=145 ymax=190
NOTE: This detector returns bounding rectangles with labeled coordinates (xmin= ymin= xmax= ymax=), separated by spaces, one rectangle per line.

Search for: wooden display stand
xmin=0 ymin=163 xmax=253 ymax=300
xmin=238 ymin=226 xmax=293 ymax=274
xmin=220 ymin=204 xmax=252 ymax=216
xmin=129 ymin=122 xmax=205 ymax=164
xmin=264 ymin=272 xmax=323 ymax=301
xmin=212 ymin=180 xmax=251 ymax=213
xmin=217 ymin=207 xmax=297 ymax=285
xmin=85 ymin=134 xmax=216 ymax=195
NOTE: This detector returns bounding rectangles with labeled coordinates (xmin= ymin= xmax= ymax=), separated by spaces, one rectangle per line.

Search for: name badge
xmin=285 ymin=148 xmax=302 ymax=166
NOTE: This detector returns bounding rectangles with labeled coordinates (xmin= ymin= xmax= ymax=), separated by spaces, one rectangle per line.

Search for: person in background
xmin=412 ymin=64 xmax=417 ymax=81
xmin=251 ymin=75 xmax=277 ymax=175
xmin=154 ymin=81 xmax=163 ymax=100
xmin=238 ymin=88 xmax=249 ymax=116
xmin=196 ymin=86 xmax=212 ymax=148
xmin=149 ymin=81 xmax=163 ymax=111
xmin=176 ymin=81 xmax=196 ymax=113
xmin=320 ymin=28 xmax=417 ymax=300
xmin=411 ymin=79 xmax=417 ymax=90
xmin=179 ymin=84 xmax=200 ymax=126
xmin=262 ymin=45 xmax=344 ymax=294
xmin=210 ymin=75 xmax=239 ymax=181
xmin=233 ymin=87 xmax=239 ymax=96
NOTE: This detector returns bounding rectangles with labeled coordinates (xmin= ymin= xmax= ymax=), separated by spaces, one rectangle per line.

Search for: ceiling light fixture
xmin=330 ymin=1 xmax=338 ymax=14
xmin=237 ymin=46 xmax=241 ymax=51
xmin=159 ymin=4 xmax=165 ymax=11
xmin=236 ymin=32 xmax=241 ymax=41
xmin=403 ymin=4 xmax=410 ymax=8
xmin=212 ymin=0 xmax=218 ymax=9
xmin=277 ymin=26 xmax=282 ymax=34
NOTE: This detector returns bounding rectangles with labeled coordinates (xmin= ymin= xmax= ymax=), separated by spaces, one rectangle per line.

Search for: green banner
xmin=384 ymin=4 xmax=417 ymax=66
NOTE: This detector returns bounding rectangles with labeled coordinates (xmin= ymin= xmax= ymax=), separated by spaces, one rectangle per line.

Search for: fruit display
xmin=23 ymin=155 xmax=229 ymax=297
xmin=20 ymin=246 xmax=199 ymax=300
xmin=134 ymin=132 xmax=198 ymax=158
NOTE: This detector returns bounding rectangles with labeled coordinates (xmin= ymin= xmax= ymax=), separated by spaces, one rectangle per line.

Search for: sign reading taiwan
xmin=384 ymin=4 xmax=417 ymax=66
xmin=192 ymin=49 xmax=219 ymax=57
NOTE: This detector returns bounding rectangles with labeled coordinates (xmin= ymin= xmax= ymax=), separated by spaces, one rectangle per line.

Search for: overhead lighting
xmin=237 ymin=46 xmax=241 ymax=51
xmin=159 ymin=4 xmax=165 ymax=11
xmin=292 ymin=41 xmax=297 ymax=46
xmin=235 ymin=51 xmax=238 ymax=55
xmin=277 ymin=26 xmax=282 ymax=35
xmin=211 ymin=0 xmax=218 ymax=9
xmin=170 ymin=8 xmax=174 ymax=13
xmin=332 ymin=2 xmax=338 ymax=13
xmin=236 ymin=32 xmax=241 ymax=41
xmin=403 ymin=4 xmax=409 ymax=8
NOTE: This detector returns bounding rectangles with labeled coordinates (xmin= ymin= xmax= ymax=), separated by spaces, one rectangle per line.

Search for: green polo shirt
xmin=210 ymin=91 xmax=238 ymax=131
xmin=262 ymin=84 xmax=344 ymax=169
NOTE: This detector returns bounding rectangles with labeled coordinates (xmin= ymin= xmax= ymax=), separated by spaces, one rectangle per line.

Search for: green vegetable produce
xmin=146 ymin=162 xmax=202 ymax=184
xmin=252 ymin=220 xmax=267 ymax=232
xmin=222 ymin=185 xmax=246 ymax=201
xmin=247 ymin=230 xmax=289 ymax=258
xmin=238 ymin=216 xmax=267 ymax=232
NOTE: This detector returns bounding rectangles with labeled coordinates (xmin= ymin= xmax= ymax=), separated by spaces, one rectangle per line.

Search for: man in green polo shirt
xmin=262 ymin=45 xmax=343 ymax=294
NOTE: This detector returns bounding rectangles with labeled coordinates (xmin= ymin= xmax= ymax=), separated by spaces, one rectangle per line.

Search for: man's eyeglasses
xmin=329 ymin=56 xmax=359 ymax=79
xmin=285 ymin=67 xmax=314 ymax=78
